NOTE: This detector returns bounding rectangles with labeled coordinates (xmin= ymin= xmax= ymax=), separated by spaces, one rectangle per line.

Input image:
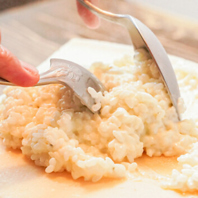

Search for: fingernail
xmin=0 ymin=44 xmax=5 ymax=53
xmin=20 ymin=61 xmax=39 ymax=76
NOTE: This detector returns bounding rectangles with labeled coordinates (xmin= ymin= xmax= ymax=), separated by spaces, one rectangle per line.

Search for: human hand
xmin=0 ymin=1 xmax=101 ymax=88
xmin=0 ymin=32 xmax=39 ymax=87
xmin=76 ymin=0 xmax=100 ymax=29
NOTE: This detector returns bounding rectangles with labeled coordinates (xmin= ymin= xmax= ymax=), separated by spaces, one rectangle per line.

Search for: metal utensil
xmin=0 ymin=59 xmax=105 ymax=113
xmin=77 ymin=0 xmax=181 ymax=120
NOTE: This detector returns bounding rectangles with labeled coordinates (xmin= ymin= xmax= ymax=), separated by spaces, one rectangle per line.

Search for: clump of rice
xmin=163 ymin=142 xmax=198 ymax=192
xmin=0 ymin=50 xmax=198 ymax=186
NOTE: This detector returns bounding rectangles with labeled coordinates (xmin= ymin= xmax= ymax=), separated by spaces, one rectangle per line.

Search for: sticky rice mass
xmin=0 ymin=50 xmax=198 ymax=191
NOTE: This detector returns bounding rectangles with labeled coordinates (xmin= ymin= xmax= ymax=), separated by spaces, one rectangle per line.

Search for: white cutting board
xmin=0 ymin=38 xmax=196 ymax=198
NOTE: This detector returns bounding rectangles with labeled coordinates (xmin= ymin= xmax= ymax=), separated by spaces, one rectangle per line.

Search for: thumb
xmin=0 ymin=45 xmax=39 ymax=87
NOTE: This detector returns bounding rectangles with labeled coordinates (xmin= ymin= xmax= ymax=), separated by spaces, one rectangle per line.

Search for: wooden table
xmin=0 ymin=0 xmax=198 ymax=67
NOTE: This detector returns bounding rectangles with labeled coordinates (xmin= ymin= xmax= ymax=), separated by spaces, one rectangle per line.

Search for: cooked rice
xmin=0 ymin=50 xmax=198 ymax=190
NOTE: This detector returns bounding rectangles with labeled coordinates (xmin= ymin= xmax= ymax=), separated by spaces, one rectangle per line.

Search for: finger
xmin=0 ymin=45 xmax=39 ymax=87
xmin=77 ymin=0 xmax=100 ymax=29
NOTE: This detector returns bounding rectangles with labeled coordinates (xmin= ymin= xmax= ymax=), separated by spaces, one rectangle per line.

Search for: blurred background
xmin=0 ymin=0 xmax=42 ymax=11
xmin=1 ymin=0 xmax=197 ymax=21
xmin=1 ymin=0 xmax=198 ymax=21
xmin=0 ymin=0 xmax=198 ymax=67
xmin=128 ymin=0 xmax=198 ymax=22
